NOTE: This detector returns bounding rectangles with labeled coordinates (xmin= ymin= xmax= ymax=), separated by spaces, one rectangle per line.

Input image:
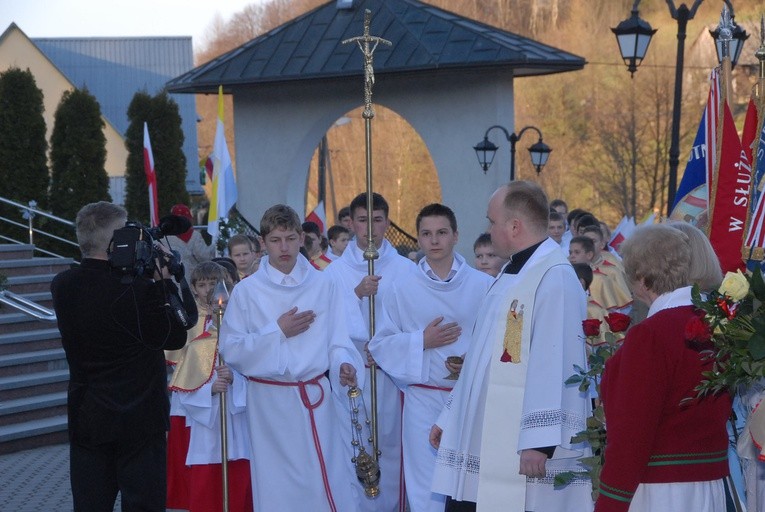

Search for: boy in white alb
xmin=324 ymin=192 xmax=415 ymax=512
xmin=220 ymin=205 xmax=363 ymax=512
xmin=369 ymin=204 xmax=492 ymax=512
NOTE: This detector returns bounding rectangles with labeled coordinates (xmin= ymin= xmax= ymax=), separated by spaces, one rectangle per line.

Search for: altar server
xmin=220 ymin=205 xmax=363 ymax=512
xmin=369 ymin=203 xmax=492 ymax=512
xmin=324 ymin=192 xmax=415 ymax=512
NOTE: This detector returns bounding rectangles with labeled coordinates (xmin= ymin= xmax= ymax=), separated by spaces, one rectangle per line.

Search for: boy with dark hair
xmin=326 ymin=224 xmax=350 ymax=261
xmin=473 ymin=233 xmax=505 ymax=278
xmin=302 ymin=221 xmax=332 ymax=270
xmin=370 ymin=203 xmax=492 ymax=512
xmin=220 ymin=204 xmax=363 ymax=511
xmin=570 ymin=236 xmax=632 ymax=314
xmin=548 ymin=211 xmax=566 ymax=245
xmin=337 ymin=206 xmax=352 ymax=230
xmin=324 ymin=192 xmax=414 ymax=512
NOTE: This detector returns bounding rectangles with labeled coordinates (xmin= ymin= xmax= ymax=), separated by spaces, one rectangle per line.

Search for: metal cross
xmin=342 ymin=9 xmax=392 ymax=119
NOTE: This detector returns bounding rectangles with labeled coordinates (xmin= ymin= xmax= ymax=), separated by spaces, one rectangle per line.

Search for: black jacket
xmin=51 ymin=258 xmax=187 ymax=445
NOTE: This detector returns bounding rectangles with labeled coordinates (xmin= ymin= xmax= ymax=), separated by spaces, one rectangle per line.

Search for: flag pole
xmin=342 ymin=8 xmax=391 ymax=487
xmin=710 ymin=7 xmax=733 ymax=233
xmin=744 ymin=17 xmax=765 ymax=264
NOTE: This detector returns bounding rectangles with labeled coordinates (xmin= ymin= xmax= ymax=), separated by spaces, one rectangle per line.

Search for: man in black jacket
xmin=51 ymin=201 xmax=187 ymax=511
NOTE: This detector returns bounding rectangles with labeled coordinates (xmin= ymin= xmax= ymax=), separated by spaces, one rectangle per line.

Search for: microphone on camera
xmin=158 ymin=215 xmax=192 ymax=236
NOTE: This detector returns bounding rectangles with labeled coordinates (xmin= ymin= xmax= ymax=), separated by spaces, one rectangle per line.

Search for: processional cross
xmin=343 ymin=10 xmax=392 ymax=119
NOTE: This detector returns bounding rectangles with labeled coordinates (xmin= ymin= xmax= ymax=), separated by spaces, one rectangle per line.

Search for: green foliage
xmin=125 ymin=90 xmax=189 ymax=224
xmin=49 ymin=88 xmax=110 ymax=220
xmin=556 ymin=330 xmax=625 ymax=501
xmin=0 ymin=68 xmax=49 ymax=241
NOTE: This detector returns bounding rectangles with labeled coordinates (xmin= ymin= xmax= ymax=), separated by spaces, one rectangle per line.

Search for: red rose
xmin=684 ymin=314 xmax=712 ymax=344
xmin=605 ymin=312 xmax=631 ymax=333
xmin=582 ymin=319 xmax=602 ymax=337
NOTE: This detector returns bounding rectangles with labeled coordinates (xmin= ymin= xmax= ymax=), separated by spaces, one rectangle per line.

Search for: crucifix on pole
xmin=342 ymin=8 xmax=391 ymax=497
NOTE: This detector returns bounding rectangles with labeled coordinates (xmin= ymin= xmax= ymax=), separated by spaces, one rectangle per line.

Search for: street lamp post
xmin=473 ymin=125 xmax=551 ymax=181
xmin=612 ymin=0 xmax=704 ymax=216
xmin=709 ymin=0 xmax=749 ymax=68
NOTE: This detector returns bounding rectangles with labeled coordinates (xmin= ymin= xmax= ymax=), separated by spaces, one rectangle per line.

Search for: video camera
xmin=108 ymin=215 xmax=198 ymax=329
xmin=108 ymin=215 xmax=190 ymax=281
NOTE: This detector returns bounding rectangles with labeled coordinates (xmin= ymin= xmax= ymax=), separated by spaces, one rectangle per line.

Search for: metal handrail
xmin=0 ymin=290 xmax=56 ymax=322
xmin=0 ymin=196 xmax=78 ymax=258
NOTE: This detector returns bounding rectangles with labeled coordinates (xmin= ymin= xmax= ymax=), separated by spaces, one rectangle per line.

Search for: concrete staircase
xmin=0 ymin=244 xmax=73 ymax=454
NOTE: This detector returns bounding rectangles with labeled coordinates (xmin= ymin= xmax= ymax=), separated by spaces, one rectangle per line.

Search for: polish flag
xmin=306 ymin=201 xmax=327 ymax=234
xmin=608 ymin=216 xmax=635 ymax=253
xmin=143 ymin=122 xmax=159 ymax=227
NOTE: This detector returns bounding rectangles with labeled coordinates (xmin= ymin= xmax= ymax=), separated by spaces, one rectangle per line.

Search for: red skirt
xmin=189 ymin=459 xmax=253 ymax=512
xmin=166 ymin=415 xmax=192 ymax=509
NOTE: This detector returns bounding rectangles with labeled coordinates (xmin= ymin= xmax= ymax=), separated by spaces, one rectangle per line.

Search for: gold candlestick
xmin=212 ymin=280 xmax=230 ymax=512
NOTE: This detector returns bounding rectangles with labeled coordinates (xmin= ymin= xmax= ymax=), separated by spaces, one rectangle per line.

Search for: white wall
xmin=232 ymin=68 xmax=515 ymax=258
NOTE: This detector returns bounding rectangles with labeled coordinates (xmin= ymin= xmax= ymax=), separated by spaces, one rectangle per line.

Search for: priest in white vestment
xmin=324 ymin=192 xmax=415 ymax=512
xmin=369 ymin=204 xmax=493 ymax=512
xmin=431 ymin=183 xmax=593 ymax=512
xmin=220 ymin=205 xmax=364 ymax=512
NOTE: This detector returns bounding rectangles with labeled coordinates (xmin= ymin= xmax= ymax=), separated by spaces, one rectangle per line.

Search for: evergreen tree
xmin=125 ymin=91 xmax=189 ymax=224
xmin=49 ymin=87 xmax=110 ymax=220
xmin=0 ymin=68 xmax=49 ymax=226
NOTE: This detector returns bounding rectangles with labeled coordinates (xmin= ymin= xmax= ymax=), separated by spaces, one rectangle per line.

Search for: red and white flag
xmin=305 ymin=201 xmax=327 ymax=234
xmin=143 ymin=122 xmax=159 ymax=227
xmin=708 ymin=102 xmax=750 ymax=273
xmin=608 ymin=216 xmax=635 ymax=253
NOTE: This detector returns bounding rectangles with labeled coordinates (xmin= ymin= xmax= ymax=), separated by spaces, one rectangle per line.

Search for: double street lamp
xmin=612 ymin=0 xmax=748 ymax=215
xmin=473 ymin=125 xmax=551 ymax=182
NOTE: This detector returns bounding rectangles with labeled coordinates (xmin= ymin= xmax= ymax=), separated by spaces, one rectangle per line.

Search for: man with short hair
xmin=220 ymin=204 xmax=363 ymax=511
xmin=325 ymin=192 xmax=415 ymax=512
xmin=51 ymin=201 xmax=188 ymax=512
xmin=369 ymin=203 xmax=492 ymax=512
xmin=431 ymin=182 xmax=592 ymax=512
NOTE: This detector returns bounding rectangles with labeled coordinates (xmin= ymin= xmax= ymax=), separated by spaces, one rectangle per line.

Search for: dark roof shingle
xmin=167 ymin=0 xmax=586 ymax=93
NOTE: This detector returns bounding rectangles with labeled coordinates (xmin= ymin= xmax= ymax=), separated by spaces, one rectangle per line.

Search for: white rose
xmin=718 ymin=270 xmax=750 ymax=302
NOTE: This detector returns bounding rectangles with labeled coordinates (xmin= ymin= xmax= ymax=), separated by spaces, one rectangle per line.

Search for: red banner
xmin=708 ymin=102 xmax=750 ymax=273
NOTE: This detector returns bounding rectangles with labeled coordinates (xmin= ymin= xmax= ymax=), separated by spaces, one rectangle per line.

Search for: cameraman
xmin=51 ymin=202 xmax=187 ymax=511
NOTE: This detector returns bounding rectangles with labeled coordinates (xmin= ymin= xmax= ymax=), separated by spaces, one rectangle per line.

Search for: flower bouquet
xmin=690 ymin=269 xmax=765 ymax=397
xmin=555 ymin=312 xmax=631 ymax=499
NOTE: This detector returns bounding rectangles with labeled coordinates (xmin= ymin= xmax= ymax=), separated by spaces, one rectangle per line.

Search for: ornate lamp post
xmin=473 ymin=125 xmax=551 ymax=181
xmin=709 ymin=0 xmax=749 ymax=68
xmin=612 ymin=0 xmax=704 ymax=216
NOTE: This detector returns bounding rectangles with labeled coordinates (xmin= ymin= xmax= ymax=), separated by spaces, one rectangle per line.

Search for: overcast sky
xmin=0 ymin=0 xmax=261 ymax=47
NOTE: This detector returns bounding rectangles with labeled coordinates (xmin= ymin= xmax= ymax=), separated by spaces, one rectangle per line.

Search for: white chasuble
xmin=432 ymin=239 xmax=592 ymax=512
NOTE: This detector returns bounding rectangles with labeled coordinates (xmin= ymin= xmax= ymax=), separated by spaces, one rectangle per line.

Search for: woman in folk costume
xmin=168 ymin=261 xmax=253 ymax=512
xmin=594 ymin=225 xmax=732 ymax=512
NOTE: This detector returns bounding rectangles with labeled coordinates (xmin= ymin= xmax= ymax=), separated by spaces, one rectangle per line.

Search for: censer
xmin=348 ymin=385 xmax=380 ymax=497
